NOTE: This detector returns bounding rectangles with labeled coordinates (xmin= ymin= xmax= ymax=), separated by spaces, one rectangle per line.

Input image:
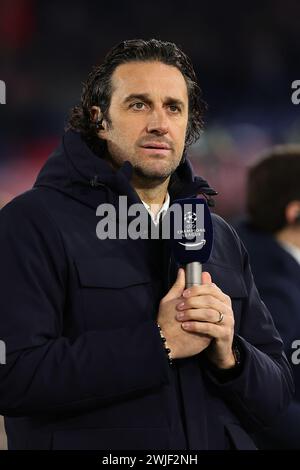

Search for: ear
xmin=285 ymin=200 xmax=300 ymax=225
xmin=90 ymin=106 xmax=109 ymax=138
xmin=90 ymin=106 xmax=101 ymax=123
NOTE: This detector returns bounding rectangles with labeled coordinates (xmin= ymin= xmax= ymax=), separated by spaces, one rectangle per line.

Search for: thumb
xmin=164 ymin=267 xmax=185 ymax=300
xmin=201 ymin=271 xmax=212 ymax=285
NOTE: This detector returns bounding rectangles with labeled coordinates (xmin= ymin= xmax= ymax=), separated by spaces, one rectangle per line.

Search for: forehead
xmin=110 ymin=61 xmax=188 ymax=102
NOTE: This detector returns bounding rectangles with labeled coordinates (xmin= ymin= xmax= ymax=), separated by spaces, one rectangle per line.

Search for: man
xmin=235 ymin=145 xmax=300 ymax=449
xmin=0 ymin=39 xmax=293 ymax=450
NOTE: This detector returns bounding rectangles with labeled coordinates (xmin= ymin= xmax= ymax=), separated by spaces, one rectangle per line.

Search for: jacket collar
xmin=34 ymin=129 xmax=217 ymax=209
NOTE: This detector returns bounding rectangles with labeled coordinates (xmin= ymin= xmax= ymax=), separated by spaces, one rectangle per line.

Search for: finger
xmin=181 ymin=320 xmax=228 ymax=338
xmin=164 ymin=267 xmax=185 ymax=301
xmin=176 ymin=307 xmax=222 ymax=323
xmin=177 ymin=305 xmax=234 ymax=326
xmin=182 ymin=284 xmax=230 ymax=304
xmin=201 ymin=271 xmax=212 ymax=285
xmin=177 ymin=295 xmax=226 ymax=311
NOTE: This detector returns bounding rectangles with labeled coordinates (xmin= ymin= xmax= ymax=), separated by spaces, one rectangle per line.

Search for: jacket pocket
xmin=74 ymin=256 xmax=154 ymax=330
xmin=75 ymin=256 xmax=151 ymax=288
xmin=224 ymin=422 xmax=257 ymax=450
xmin=52 ymin=426 xmax=170 ymax=450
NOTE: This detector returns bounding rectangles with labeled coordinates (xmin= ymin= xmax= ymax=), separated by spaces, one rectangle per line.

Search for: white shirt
xmin=141 ymin=192 xmax=170 ymax=226
xmin=278 ymin=240 xmax=300 ymax=265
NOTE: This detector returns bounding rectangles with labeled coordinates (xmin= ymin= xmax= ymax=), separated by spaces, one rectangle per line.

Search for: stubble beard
xmin=130 ymin=156 xmax=181 ymax=186
xmin=105 ymin=140 xmax=182 ymax=185
xmin=133 ymin=145 xmax=183 ymax=182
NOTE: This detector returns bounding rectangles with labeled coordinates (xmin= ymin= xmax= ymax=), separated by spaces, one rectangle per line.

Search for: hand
xmin=175 ymin=272 xmax=236 ymax=369
xmin=157 ymin=268 xmax=212 ymax=360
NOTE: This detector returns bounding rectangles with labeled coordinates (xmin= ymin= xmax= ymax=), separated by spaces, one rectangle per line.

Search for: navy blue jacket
xmin=236 ymin=220 xmax=300 ymax=449
xmin=0 ymin=131 xmax=293 ymax=450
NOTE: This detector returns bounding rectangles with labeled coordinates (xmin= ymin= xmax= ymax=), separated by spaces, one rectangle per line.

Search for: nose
xmin=146 ymin=109 xmax=169 ymax=135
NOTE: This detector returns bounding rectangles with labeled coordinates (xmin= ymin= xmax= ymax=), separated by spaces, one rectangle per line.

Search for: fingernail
xmin=176 ymin=312 xmax=185 ymax=320
xmin=183 ymin=290 xmax=191 ymax=297
xmin=177 ymin=302 xmax=185 ymax=310
xmin=182 ymin=322 xmax=190 ymax=329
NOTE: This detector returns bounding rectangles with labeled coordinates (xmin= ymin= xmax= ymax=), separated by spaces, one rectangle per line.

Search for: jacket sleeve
xmin=202 ymin=223 xmax=294 ymax=433
xmin=0 ymin=194 xmax=170 ymax=417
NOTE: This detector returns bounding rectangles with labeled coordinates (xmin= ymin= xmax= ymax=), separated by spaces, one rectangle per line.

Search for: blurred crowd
xmin=1 ymin=0 xmax=300 ymax=218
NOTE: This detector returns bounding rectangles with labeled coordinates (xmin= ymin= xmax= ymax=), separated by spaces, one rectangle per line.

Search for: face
xmin=96 ymin=61 xmax=189 ymax=183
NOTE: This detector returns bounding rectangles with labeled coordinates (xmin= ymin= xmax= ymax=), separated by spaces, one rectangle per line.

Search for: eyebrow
xmin=123 ymin=93 xmax=186 ymax=109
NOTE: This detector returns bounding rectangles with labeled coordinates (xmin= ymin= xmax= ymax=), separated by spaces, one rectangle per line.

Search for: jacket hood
xmin=34 ymin=129 xmax=217 ymax=208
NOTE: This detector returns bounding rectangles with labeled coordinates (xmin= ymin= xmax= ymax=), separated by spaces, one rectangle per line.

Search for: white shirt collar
xmin=141 ymin=192 xmax=170 ymax=226
xmin=278 ymin=240 xmax=300 ymax=265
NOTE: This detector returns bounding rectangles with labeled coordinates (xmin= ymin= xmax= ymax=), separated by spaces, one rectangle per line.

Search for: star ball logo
xmin=184 ymin=211 xmax=197 ymax=225
xmin=0 ymin=80 xmax=6 ymax=104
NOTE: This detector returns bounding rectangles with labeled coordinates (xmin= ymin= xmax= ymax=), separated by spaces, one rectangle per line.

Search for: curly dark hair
xmin=247 ymin=145 xmax=300 ymax=233
xmin=67 ymin=38 xmax=206 ymax=155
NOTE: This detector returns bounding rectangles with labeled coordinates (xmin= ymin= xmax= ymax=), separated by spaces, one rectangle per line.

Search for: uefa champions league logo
xmin=179 ymin=209 xmax=206 ymax=249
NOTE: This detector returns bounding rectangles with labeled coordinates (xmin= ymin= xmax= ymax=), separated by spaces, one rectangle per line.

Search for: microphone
xmin=169 ymin=198 xmax=213 ymax=288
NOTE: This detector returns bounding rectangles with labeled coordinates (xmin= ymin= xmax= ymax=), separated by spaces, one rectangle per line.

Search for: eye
xmin=168 ymin=104 xmax=181 ymax=113
xmin=131 ymin=102 xmax=146 ymax=110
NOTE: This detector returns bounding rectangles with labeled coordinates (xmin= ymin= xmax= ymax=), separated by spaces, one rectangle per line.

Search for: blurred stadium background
xmin=0 ymin=0 xmax=300 ymax=450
